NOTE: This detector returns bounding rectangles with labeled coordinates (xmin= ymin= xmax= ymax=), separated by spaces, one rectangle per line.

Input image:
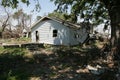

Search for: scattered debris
xmin=87 ymin=65 xmax=105 ymax=75
xmin=76 ymin=68 xmax=89 ymax=73
xmin=116 ymin=74 xmax=120 ymax=80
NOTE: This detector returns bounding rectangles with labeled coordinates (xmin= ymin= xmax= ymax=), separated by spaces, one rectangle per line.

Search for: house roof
xmin=23 ymin=27 xmax=31 ymax=32
xmin=31 ymin=16 xmax=81 ymax=29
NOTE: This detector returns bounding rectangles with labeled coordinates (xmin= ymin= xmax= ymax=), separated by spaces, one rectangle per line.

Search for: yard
xmin=0 ymin=38 xmax=31 ymax=45
xmin=0 ymin=40 xmax=118 ymax=80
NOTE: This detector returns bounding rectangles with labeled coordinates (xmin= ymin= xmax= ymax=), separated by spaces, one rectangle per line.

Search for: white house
xmin=31 ymin=16 xmax=89 ymax=46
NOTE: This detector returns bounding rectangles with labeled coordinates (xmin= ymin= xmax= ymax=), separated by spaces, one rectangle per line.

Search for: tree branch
xmin=1 ymin=8 xmax=10 ymax=32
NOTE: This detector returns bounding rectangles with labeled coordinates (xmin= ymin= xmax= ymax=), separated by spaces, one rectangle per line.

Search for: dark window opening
xmin=28 ymin=32 xmax=31 ymax=38
xmin=53 ymin=30 xmax=58 ymax=37
xmin=23 ymin=32 xmax=27 ymax=37
xmin=74 ymin=34 xmax=79 ymax=38
xmin=36 ymin=31 xmax=39 ymax=42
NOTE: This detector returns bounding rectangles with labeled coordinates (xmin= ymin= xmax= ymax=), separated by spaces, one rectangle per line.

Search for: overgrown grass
xmin=0 ymin=37 xmax=31 ymax=44
xmin=0 ymin=46 xmax=88 ymax=80
xmin=0 ymin=47 xmax=30 ymax=80
xmin=0 ymin=42 xmax=113 ymax=80
xmin=0 ymin=47 xmax=26 ymax=55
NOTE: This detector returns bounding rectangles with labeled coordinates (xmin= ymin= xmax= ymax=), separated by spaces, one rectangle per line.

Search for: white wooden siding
xmin=76 ymin=28 xmax=88 ymax=43
xmin=31 ymin=19 xmax=88 ymax=46
xmin=68 ymin=28 xmax=88 ymax=45
xmin=31 ymin=20 xmax=71 ymax=45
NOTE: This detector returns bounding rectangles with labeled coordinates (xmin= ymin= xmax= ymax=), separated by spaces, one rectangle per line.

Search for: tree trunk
xmin=108 ymin=5 xmax=120 ymax=60
xmin=0 ymin=32 xmax=2 ymax=38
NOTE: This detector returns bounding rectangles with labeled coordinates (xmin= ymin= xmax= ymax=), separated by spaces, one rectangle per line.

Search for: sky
xmin=0 ymin=0 xmax=56 ymax=29
xmin=0 ymin=0 xmax=56 ymax=17
xmin=20 ymin=0 xmax=57 ymax=18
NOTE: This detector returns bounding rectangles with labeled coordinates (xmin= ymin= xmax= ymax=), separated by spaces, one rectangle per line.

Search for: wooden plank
xmin=2 ymin=44 xmax=20 ymax=48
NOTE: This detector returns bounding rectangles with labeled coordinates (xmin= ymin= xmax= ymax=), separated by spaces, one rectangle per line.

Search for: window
xmin=23 ymin=32 xmax=27 ymax=37
xmin=53 ymin=30 xmax=58 ymax=37
xmin=74 ymin=34 xmax=79 ymax=38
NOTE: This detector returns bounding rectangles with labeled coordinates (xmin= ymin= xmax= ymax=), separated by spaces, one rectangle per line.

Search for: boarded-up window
xmin=53 ymin=30 xmax=57 ymax=37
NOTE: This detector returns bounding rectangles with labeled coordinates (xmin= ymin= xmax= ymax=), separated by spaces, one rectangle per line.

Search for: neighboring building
xmin=31 ymin=16 xmax=89 ymax=46
xmin=22 ymin=27 xmax=31 ymax=38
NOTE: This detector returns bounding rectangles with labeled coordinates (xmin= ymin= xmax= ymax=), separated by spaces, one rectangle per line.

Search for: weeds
xmin=0 ymin=42 xmax=117 ymax=80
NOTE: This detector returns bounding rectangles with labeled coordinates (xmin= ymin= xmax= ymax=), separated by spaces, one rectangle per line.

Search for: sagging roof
xmin=31 ymin=16 xmax=81 ymax=29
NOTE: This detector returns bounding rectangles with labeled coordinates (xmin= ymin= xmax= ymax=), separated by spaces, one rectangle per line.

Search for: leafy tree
xmin=1 ymin=0 xmax=40 ymax=12
xmin=1 ymin=0 xmax=30 ymax=8
xmin=50 ymin=0 xmax=120 ymax=57
xmin=51 ymin=0 xmax=109 ymax=24
xmin=48 ymin=12 xmax=67 ymax=20
xmin=36 ymin=16 xmax=42 ymax=21
xmin=48 ymin=11 xmax=77 ymax=23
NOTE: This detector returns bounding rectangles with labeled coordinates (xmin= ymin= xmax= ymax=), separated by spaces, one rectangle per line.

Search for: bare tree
xmin=0 ymin=7 xmax=11 ymax=38
xmin=12 ymin=9 xmax=32 ymax=37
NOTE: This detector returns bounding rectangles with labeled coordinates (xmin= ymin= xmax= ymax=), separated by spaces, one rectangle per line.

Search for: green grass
xmin=0 ymin=46 xmax=4 ymax=52
xmin=0 ymin=47 xmax=25 ymax=55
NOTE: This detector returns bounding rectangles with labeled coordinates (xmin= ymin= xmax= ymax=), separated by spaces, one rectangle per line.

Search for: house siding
xmin=76 ymin=28 xmax=88 ymax=43
xmin=68 ymin=28 xmax=88 ymax=45
xmin=31 ymin=20 xmax=71 ymax=45
xmin=69 ymin=29 xmax=79 ymax=45
xmin=31 ymin=18 xmax=88 ymax=46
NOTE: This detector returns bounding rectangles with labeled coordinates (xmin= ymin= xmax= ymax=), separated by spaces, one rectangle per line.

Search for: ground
xmin=0 ymin=38 xmax=119 ymax=80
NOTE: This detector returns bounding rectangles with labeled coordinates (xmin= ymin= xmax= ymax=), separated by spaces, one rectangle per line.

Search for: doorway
xmin=35 ymin=31 xmax=39 ymax=42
